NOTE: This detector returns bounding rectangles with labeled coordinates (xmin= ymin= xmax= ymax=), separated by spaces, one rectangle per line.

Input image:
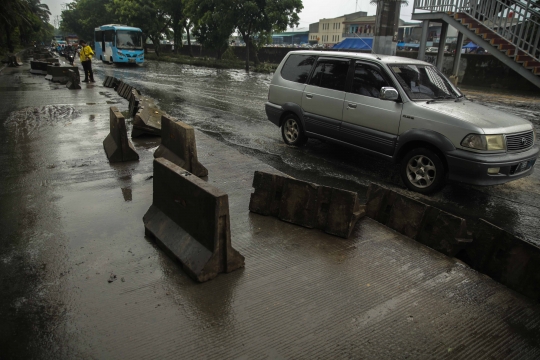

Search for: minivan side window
xmin=352 ymin=63 xmax=390 ymax=98
xmin=308 ymin=59 xmax=349 ymax=91
xmin=281 ymin=55 xmax=316 ymax=84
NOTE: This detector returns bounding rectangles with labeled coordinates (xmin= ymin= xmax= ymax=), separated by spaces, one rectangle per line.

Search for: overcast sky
xmin=41 ymin=0 xmax=417 ymax=29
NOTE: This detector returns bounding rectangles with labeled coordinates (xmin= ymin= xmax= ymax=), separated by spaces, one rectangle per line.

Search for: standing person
xmin=78 ymin=40 xmax=95 ymax=83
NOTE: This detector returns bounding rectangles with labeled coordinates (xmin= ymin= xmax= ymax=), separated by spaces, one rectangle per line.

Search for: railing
xmin=414 ymin=0 xmax=540 ymax=60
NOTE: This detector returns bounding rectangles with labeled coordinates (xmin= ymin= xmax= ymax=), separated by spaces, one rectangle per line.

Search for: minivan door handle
xmin=347 ymin=103 xmax=357 ymax=109
xmin=305 ymin=94 xmax=313 ymax=99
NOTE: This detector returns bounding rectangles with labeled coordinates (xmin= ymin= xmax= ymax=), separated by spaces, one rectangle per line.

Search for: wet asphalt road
xmin=94 ymin=60 xmax=540 ymax=244
xmin=2 ymin=54 xmax=540 ymax=359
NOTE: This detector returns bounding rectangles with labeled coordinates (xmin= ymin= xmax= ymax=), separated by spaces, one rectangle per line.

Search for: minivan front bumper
xmin=446 ymin=146 xmax=539 ymax=186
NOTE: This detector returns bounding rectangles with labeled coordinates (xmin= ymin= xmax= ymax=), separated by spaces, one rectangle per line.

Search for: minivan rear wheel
xmin=281 ymin=115 xmax=307 ymax=146
xmin=400 ymin=147 xmax=445 ymax=194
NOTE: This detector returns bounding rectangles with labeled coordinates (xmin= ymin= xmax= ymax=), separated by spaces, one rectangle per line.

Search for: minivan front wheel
xmin=400 ymin=148 xmax=445 ymax=194
xmin=281 ymin=115 xmax=307 ymax=146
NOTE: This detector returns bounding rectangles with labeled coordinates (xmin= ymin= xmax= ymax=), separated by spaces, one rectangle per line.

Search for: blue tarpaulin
xmin=332 ymin=38 xmax=373 ymax=50
xmin=463 ymin=42 xmax=479 ymax=49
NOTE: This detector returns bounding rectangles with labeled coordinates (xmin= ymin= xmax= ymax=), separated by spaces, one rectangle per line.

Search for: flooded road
xmin=94 ymin=60 xmax=540 ymax=244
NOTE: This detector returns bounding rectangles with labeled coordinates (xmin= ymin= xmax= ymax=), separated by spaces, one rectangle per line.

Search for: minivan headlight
xmin=461 ymin=134 xmax=506 ymax=151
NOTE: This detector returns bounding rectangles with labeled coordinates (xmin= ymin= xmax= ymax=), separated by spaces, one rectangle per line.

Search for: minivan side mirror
xmin=380 ymin=87 xmax=399 ymax=101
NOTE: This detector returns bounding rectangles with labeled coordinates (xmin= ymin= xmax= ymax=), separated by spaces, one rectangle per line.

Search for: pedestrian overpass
xmin=412 ymin=0 xmax=540 ymax=88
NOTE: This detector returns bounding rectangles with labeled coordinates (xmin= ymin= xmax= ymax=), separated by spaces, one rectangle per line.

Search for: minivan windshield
xmin=389 ymin=64 xmax=462 ymax=101
xmin=116 ymin=30 xmax=143 ymax=50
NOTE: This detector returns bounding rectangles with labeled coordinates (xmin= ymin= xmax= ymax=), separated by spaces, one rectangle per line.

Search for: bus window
xmin=104 ymin=30 xmax=114 ymax=43
xmin=116 ymin=30 xmax=143 ymax=49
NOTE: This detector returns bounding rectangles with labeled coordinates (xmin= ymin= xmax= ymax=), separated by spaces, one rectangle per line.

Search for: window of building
xmin=308 ymin=59 xmax=350 ymax=91
xmin=351 ymin=62 xmax=390 ymax=98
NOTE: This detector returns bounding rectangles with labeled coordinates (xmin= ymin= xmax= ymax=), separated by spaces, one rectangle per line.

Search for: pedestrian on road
xmin=78 ymin=40 xmax=95 ymax=83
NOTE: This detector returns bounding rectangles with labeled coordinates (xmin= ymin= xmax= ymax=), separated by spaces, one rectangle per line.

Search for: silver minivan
xmin=265 ymin=51 xmax=538 ymax=194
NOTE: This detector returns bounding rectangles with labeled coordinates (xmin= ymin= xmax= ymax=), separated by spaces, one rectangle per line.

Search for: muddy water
xmin=92 ymin=61 xmax=540 ymax=244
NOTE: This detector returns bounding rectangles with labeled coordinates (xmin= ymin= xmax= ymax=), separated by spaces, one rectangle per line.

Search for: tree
xmin=111 ymin=0 xmax=171 ymax=56
xmin=228 ymin=0 xmax=303 ymax=71
xmin=1 ymin=0 xmax=52 ymax=52
xmin=61 ymin=0 xmax=117 ymax=42
xmin=161 ymin=0 xmax=185 ymax=54
xmin=187 ymin=0 xmax=235 ymax=59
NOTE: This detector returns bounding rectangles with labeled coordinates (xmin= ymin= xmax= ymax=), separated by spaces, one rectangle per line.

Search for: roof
xmin=344 ymin=15 xmax=377 ymax=23
xmin=285 ymin=50 xmax=432 ymax=66
xmin=95 ymin=24 xmax=142 ymax=31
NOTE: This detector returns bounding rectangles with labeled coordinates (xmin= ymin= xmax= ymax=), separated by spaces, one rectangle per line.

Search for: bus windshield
xmin=116 ymin=30 xmax=143 ymax=50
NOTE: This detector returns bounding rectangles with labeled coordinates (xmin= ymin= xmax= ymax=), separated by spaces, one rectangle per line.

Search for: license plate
xmin=515 ymin=159 xmax=535 ymax=173
xmin=128 ymin=58 xmax=135 ymax=63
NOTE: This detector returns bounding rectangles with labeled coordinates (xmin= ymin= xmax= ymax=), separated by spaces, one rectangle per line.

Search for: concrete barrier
xmin=122 ymin=84 xmax=133 ymax=99
xmin=7 ymin=55 xmax=23 ymax=67
xmin=44 ymin=64 xmax=74 ymax=83
xmin=366 ymin=183 xmax=470 ymax=256
xmin=153 ymin=115 xmax=208 ymax=177
xmin=464 ymin=220 xmax=540 ymax=301
xmin=30 ymin=61 xmax=49 ymax=75
xmin=115 ymin=80 xmax=124 ymax=92
xmin=103 ymin=76 xmax=117 ymax=88
xmin=66 ymin=69 xmax=81 ymax=90
xmin=249 ymin=171 xmax=365 ymax=238
xmin=131 ymin=100 xmax=164 ymax=137
xmin=103 ymin=106 xmax=139 ymax=162
xmin=143 ymin=158 xmax=245 ymax=282
xmin=128 ymin=89 xmax=141 ymax=117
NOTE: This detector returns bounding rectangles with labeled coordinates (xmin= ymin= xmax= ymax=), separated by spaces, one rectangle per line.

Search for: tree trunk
xmin=185 ymin=24 xmax=193 ymax=57
xmin=244 ymin=36 xmax=250 ymax=72
xmin=5 ymin=23 xmax=14 ymax=53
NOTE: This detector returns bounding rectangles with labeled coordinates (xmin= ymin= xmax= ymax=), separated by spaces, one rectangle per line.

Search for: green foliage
xmin=1 ymin=0 xmax=52 ymax=53
xmin=61 ymin=0 xmax=116 ymax=41
xmin=221 ymin=46 xmax=238 ymax=61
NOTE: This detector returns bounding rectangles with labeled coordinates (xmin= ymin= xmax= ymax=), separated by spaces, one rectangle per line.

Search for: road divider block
xmin=44 ymin=64 xmax=74 ymax=83
xmin=128 ymin=89 xmax=141 ymax=117
xmin=103 ymin=76 xmax=117 ymax=88
xmin=249 ymin=171 xmax=365 ymax=238
xmin=7 ymin=55 xmax=23 ymax=67
xmin=103 ymin=106 xmax=139 ymax=162
xmin=153 ymin=115 xmax=208 ymax=177
xmin=464 ymin=220 xmax=540 ymax=301
xmin=30 ymin=60 xmax=49 ymax=75
xmin=122 ymin=84 xmax=133 ymax=99
xmin=143 ymin=158 xmax=245 ymax=282
xmin=66 ymin=69 xmax=81 ymax=90
xmin=131 ymin=100 xmax=164 ymax=137
xmin=366 ymin=183 xmax=470 ymax=256
xmin=116 ymin=80 xmax=124 ymax=93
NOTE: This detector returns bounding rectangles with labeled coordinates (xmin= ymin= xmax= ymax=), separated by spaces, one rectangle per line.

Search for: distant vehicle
xmin=426 ymin=47 xmax=439 ymax=52
xmin=65 ymin=35 xmax=79 ymax=46
xmin=94 ymin=24 xmax=144 ymax=64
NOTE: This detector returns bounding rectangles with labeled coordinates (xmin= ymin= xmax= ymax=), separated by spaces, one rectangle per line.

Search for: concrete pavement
xmin=1 ymin=56 xmax=539 ymax=359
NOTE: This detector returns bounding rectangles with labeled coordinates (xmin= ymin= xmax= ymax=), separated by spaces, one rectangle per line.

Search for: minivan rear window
xmin=281 ymin=55 xmax=316 ymax=84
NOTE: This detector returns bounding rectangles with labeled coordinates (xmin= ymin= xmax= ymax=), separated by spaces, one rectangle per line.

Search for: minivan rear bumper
xmin=446 ymin=146 xmax=539 ymax=186
xmin=265 ymin=102 xmax=283 ymax=127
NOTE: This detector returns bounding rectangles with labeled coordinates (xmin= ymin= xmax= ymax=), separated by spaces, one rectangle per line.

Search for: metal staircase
xmin=412 ymin=0 xmax=540 ymax=88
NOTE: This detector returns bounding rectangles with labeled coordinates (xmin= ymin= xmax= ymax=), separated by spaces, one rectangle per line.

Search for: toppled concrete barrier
xmin=249 ymin=171 xmax=365 ymax=238
xmin=465 ymin=220 xmax=540 ymax=301
xmin=103 ymin=76 xmax=117 ymax=88
xmin=131 ymin=100 xmax=164 ymax=137
xmin=7 ymin=55 xmax=23 ymax=67
xmin=128 ymin=89 xmax=141 ymax=117
xmin=153 ymin=115 xmax=208 ymax=177
xmin=143 ymin=158 xmax=245 ymax=282
xmin=44 ymin=64 xmax=75 ymax=83
xmin=122 ymin=84 xmax=133 ymax=100
xmin=103 ymin=106 xmax=139 ymax=162
xmin=366 ymin=183 xmax=470 ymax=256
xmin=66 ymin=69 xmax=81 ymax=90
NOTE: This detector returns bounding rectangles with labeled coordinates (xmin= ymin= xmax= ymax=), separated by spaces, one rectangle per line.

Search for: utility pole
xmin=356 ymin=0 xmax=358 ymax=12
xmin=372 ymin=0 xmax=401 ymax=56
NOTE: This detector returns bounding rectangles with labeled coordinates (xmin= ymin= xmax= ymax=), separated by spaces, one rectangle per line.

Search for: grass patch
xmin=144 ymin=52 xmax=278 ymax=73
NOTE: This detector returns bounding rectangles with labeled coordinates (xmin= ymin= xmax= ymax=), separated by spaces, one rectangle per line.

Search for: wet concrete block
xmin=7 ymin=55 xmax=23 ymax=67
xmin=249 ymin=171 xmax=365 ymax=238
xmin=143 ymin=158 xmax=245 ymax=282
xmin=30 ymin=61 xmax=49 ymax=75
xmin=248 ymin=171 xmax=288 ymax=216
xmin=103 ymin=106 xmax=139 ymax=163
xmin=66 ymin=69 xmax=81 ymax=90
xmin=45 ymin=64 xmax=74 ymax=84
xmin=466 ymin=220 xmax=540 ymax=301
xmin=116 ymin=81 xmax=125 ymax=94
xmin=153 ymin=115 xmax=208 ymax=177
xmin=416 ymin=207 xmax=471 ymax=257
xmin=103 ymin=76 xmax=113 ymax=87
xmin=128 ymin=89 xmax=141 ymax=117
xmin=131 ymin=102 xmax=164 ymax=137
xmin=123 ymin=85 xmax=132 ymax=99
xmin=386 ymin=195 xmax=428 ymax=239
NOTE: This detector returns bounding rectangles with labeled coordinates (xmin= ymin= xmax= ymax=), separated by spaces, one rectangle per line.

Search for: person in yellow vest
xmin=78 ymin=40 xmax=95 ymax=83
